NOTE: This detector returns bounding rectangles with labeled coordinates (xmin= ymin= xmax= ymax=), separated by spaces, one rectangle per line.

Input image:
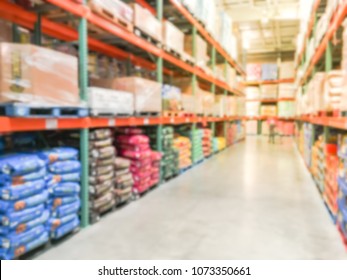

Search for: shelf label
xmin=45 ymin=119 xmax=58 ymax=130
xmin=170 ymin=117 xmax=175 ymax=124
xmin=185 ymin=118 xmax=189 ymax=123
xmin=108 ymin=119 xmax=115 ymax=127
xmin=143 ymin=118 xmax=149 ymax=125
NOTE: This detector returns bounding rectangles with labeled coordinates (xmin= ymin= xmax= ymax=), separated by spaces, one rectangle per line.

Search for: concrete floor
xmin=38 ymin=137 xmax=346 ymax=260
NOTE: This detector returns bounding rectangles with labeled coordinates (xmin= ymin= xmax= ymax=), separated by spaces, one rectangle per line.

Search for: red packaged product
xmin=116 ymin=135 xmax=149 ymax=145
xmin=119 ymin=149 xmax=152 ymax=160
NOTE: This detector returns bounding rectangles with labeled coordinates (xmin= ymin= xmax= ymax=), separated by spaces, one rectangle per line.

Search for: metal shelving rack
xmin=294 ymin=1 xmax=347 ymax=246
xmin=0 ymin=0 xmax=246 ymax=228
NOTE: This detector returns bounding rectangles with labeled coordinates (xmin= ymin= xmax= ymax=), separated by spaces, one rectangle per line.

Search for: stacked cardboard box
xmin=246 ymin=64 xmax=261 ymax=81
xmin=261 ymin=64 xmax=278 ymax=81
xmin=163 ymin=21 xmax=184 ymax=55
xmin=260 ymin=105 xmax=277 ymax=117
xmin=279 ymin=61 xmax=295 ymax=80
xmin=260 ymin=85 xmax=278 ymax=100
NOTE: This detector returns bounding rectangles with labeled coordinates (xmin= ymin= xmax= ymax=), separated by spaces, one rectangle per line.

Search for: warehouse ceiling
xmin=217 ymin=0 xmax=300 ymax=61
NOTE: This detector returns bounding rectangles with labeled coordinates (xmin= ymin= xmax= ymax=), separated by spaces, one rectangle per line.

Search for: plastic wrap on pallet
xmin=213 ymin=96 xmax=226 ymax=117
xmin=181 ymin=94 xmax=203 ymax=115
xmin=261 ymin=64 xmax=278 ymax=81
xmin=260 ymin=105 xmax=277 ymax=117
xmin=89 ymin=0 xmax=133 ymax=25
xmin=245 ymin=87 xmax=260 ymax=100
xmin=246 ymin=64 xmax=261 ymax=81
xmin=260 ymin=84 xmax=278 ymax=99
xmin=0 ymin=43 xmax=80 ymax=106
xmin=162 ymin=85 xmax=182 ymax=112
xmin=278 ymin=83 xmax=295 ymax=98
xmin=278 ymin=101 xmax=295 ymax=118
xmin=113 ymin=77 xmax=162 ymax=114
xmin=131 ymin=3 xmax=162 ymax=43
xmin=246 ymin=101 xmax=260 ymax=117
xmin=163 ymin=21 xmax=184 ymax=55
xmin=324 ymin=70 xmax=343 ymax=111
xmin=88 ymin=87 xmax=134 ymax=116
xmin=184 ymin=35 xmax=208 ymax=68
xmin=202 ymin=91 xmax=215 ymax=116
xmin=279 ymin=61 xmax=295 ymax=80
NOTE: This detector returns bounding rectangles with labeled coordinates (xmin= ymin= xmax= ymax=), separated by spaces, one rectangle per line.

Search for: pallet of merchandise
xmin=0 ymin=103 xmax=88 ymax=118
xmin=89 ymin=0 xmax=133 ymax=32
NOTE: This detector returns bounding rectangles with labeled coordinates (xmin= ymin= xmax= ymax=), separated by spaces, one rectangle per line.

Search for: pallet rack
xmin=0 ymin=0 xmax=245 ymax=230
xmin=294 ymin=1 xmax=347 ymax=246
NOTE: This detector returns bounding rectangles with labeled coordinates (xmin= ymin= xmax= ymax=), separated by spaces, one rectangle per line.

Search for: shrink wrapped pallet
xmin=245 ymin=87 xmax=260 ymax=100
xmin=184 ymin=35 xmax=208 ymax=68
xmin=213 ymin=96 xmax=226 ymax=117
xmin=260 ymin=85 xmax=278 ymax=99
xmin=181 ymin=94 xmax=203 ymax=115
xmin=0 ymin=43 xmax=79 ymax=106
xmin=89 ymin=0 xmax=133 ymax=29
xmin=260 ymin=105 xmax=277 ymax=117
xmin=131 ymin=3 xmax=162 ymax=42
xmin=246 ymin=101 xmax=260 ymax=117
xmin=113 ymin=77 xmax=162 ymax=114
xmin=279 ymin=61 xmax=295 ymax=80
xmin=88 ymin=87 xmax=134 ymax=116
xmin=246 ymin=64 xmax=261 ymax=81
xmin=202 ymin=91 xmax=215 ymax=116
xmin=278 ymin=83 xmax=295 ymax=98
xmin=261 ymin=64 xmax=278 ymax=81
xmin=278 ymin=101 xmax=295 ymax=118
xmin=163 ymin=21 xmax=184 ymax=55
xmin=162 ymin=85 xmax=182 ymax=112
xmin=323 ymin=70 xmax=343 ymax=111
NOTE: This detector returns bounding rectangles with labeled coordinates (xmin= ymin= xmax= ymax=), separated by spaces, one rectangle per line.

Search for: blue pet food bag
xmin=46 ymin=172 xmax=80 ymax=187
xmin=0 ymin=204 xmax=45 ymax=228
xmin=48 ymin=182 xmax=80 ymax=197
xmin=48 ymin=160 xmax=81 ymax=174
xmin=0 ymin=231 xmax=49 ymax=260
xmin=38 ymin=147 xmax=79 ymax=164
xmin=50 ymin=217 xmax=79 ymax=240
xmin=51 ymin=200 xmax=80 ymax=218
xmin=0 ymin=225 xmax=45 ymax=249
xmin=0 ymin=179 xmax=46 ymax=201
xmin=47 ymin=213 xmax=78 ymax=232
xmin=0 ymin=167 xmax=46 ymax=187
xmin=47 ymin=196 xmax=79 ymax=210
xmin=0 ymin=154 xmax=45 ymax=177
xmin=0 ymin=190 xmax=48 ymax=213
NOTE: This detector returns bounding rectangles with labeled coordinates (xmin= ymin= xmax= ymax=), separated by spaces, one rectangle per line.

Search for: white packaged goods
xmin=315 ymin=14 xmax=329 ymax=48
xmin=278 ymin=101 xmax=295 ymax=118
xmin=260 ymin=85 xmax=278 ymax=99
xmin=324 ymin=70 xmax=343 ymax=111
xmin=181 ymin=0 xmax=198 ymax=15
xmin=88 ymin=87 xmax=134 ymax=115
xmin=278 ymin=83 xmax=295 ymax=98
xmin=246 ymin=120 xmax=258 ymax=135
xmin=182 ymin=94 xmax=203 ymax=115
xmin=279 ymin=61 xmax=295 ymax=80
xmin=246 ymin=101 xmax=260 ymax=117
xmin=205 ymin=0 xmax=217 ymax=36
xmin=245 ymin=87 xmax=261 ymax=100
xmin=261 ymin=105 xmax=277 ymax=117
xmin=163 ymin=21 xmax=184 ymax=55
xmin=89 ymin=0 xmax=133 ymax=24
xmin=214 ymin=96 xmax=226 ymax=117
xmin=246 ymin=64 xmax=262 ymax=81
xmin=304 ymin=72 xmax=325 ymax=114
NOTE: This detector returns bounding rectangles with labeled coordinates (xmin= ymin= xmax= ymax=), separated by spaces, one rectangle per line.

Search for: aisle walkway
xmin=38 ymin=137 xmax=346 ymax=259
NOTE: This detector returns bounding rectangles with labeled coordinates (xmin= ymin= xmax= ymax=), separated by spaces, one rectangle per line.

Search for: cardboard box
xmin=113 ymin=77 xmax=162 ymax=114
xmin=279 ymin=61 xmax=295 ymax=80
xmin=163 ymin=21 xmax=184 ymax=55
xmin=88 ymin=87 xmax=134 ymax=115
xmin=132 ymin=3 xmax=162 ymax=42
xmin=0 ymin=20 xmax=12 ymax=43
xmin=184 ymin=35 xmax=208 ymax=68
xmin=0 ymin=43 xmax=79 ymax=106
xmin=89 ymin=0 xmax=133 ymax=26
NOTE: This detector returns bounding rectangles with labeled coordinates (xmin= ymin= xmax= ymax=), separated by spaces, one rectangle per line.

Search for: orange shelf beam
xmin=246 ymin=98 xmax=295 ymax=103
xmin=168 ymin=0 xmax=245 ymax=77
xmin=43 ymin=0 xmax=244 ymax=96
xmin=244 ymin=78 xmax=295 ymax=86
xmin=0 ymin=116 xmax=243 ymax=133
xmin=298 ymin=116 xmax=347 ymax=130
xmin=296 ymin=0 xmax=321 ymax=68
xmin=244 ymin=116 xmax=295 ymax=121
xmin=301 ymin=1 xmax=347 ymax=85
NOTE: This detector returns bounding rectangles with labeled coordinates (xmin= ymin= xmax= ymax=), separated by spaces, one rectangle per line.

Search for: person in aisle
xmin=267 ymin=117 xmax=277 ymax=144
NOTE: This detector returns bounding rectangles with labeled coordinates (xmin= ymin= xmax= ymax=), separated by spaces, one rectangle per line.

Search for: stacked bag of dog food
xmin=89 ymin=129 xmax=116 ymax=223
xmin=147 ymin=126 xmax=179 ymax=180
xmin=115 ymin=128 xmax=153 ymax=196
xmin=212 ymin=137 xmax=226 ymax=153
xmin=173 ymin=135 xmax=192 ymax=171
xmin=202 ymin=129 xmax=213 ymax=157
xmin=114 ymin=157 xmax=133 ymax=205
xmin=150 ymin=151 xmax=162 ymax=186
xmin=40 ymin=148 xmax=81 ymax=241
xmin=179 ymin=129 xmax=204 ymax=164
xmin=0 ymin=154 xmax=49 ymax=259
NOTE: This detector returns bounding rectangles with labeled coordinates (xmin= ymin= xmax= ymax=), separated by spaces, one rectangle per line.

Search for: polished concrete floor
xmin=38 ymin=137 xmax=347 ymax=259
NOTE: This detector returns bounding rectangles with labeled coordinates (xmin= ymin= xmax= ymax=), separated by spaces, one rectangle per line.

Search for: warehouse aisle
xmin=38 ymin=137 xmax=346 ymax=260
